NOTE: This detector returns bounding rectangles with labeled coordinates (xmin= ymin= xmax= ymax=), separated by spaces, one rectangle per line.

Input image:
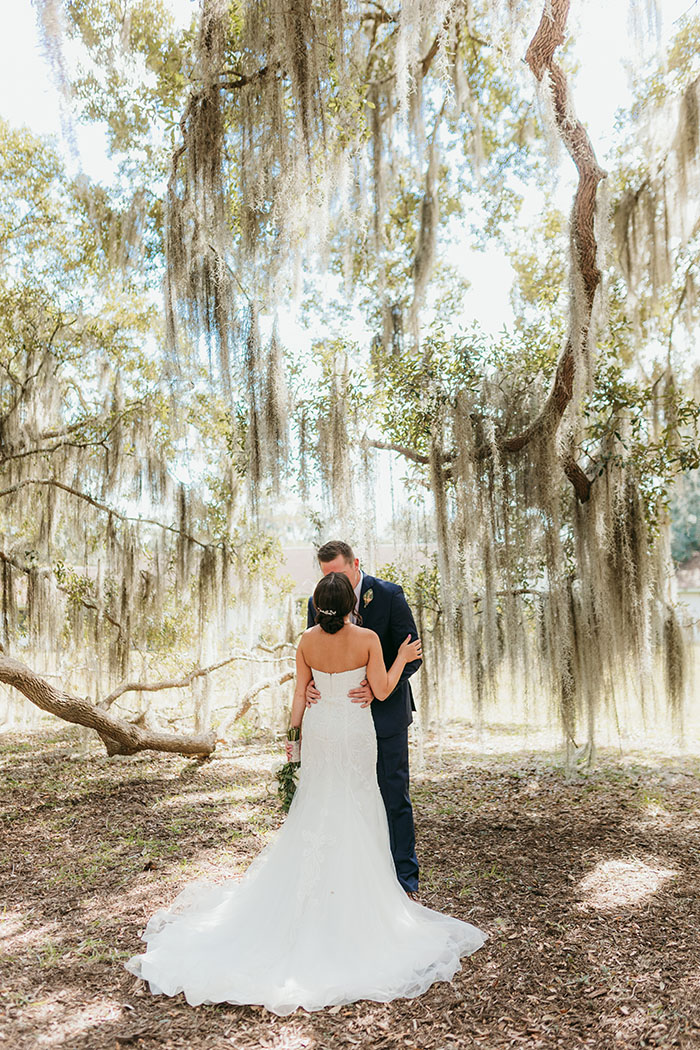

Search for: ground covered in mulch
xmin=1 ymin=723 xmax=699 ymax=1050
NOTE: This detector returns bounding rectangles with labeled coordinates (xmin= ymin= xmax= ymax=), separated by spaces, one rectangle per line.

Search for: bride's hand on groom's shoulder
xmin=305 ymin=679 xmax=321 ymax=707
xmin=399 ymin=634 xmax=422 ymax=663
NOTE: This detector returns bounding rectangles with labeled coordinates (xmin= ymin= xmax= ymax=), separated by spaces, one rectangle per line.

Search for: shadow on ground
xmin=1 ymin=725 xmax=699 ymax=1049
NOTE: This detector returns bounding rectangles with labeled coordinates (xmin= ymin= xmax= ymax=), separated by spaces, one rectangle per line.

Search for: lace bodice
xmin=301 ymin=664 xmax=374 ymax=782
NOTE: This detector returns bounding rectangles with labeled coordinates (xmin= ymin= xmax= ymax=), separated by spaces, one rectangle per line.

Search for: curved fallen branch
xmin=0 ymin=653 xmax=216 ymax=758
xmin=100 ymin=643 xmax=297 ymax=710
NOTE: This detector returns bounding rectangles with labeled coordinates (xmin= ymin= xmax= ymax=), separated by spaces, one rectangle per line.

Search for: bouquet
xmin=275 ymin=727 xmax=301 ymax=811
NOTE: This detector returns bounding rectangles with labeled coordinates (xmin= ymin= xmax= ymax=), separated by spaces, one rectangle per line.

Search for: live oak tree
xmin=18 ymin=0 xmax=700 ymax=755
xmin=0 ymin=120 xmax=290 ymax=755
xmin=367 ymin=9 xmax=700 ymax=750
xmin=308 ymin=3 xmax=697 ymax=749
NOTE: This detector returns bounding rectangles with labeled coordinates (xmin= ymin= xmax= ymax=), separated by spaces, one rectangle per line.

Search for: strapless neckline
xmin=311 ymin=665 xmax=367 ymax=678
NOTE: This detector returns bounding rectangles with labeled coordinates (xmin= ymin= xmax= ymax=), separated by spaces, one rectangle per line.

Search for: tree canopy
xmin=1 ymin=0 xmax=698 ymax=755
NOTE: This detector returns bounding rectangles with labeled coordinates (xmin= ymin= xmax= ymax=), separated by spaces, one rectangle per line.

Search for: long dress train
xmin=124 ymin=666 xmax=487 ymax=1014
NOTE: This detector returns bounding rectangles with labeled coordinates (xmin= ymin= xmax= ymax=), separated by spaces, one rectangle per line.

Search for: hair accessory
xmin=317 ymin=607 xmax=337 ymax=616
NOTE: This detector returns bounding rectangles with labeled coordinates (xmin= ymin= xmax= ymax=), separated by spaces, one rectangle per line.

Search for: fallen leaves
xmin=1 ymin=728 xmax=699 ymax=1049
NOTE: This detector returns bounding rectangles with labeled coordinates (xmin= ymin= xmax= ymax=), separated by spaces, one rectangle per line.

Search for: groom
xmin=306 ymin=540 xmax=422 ymax=896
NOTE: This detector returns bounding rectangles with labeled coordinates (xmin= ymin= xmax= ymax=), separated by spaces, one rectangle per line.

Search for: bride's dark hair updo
xmin=313 ymin=572 xmax=355 ymax=635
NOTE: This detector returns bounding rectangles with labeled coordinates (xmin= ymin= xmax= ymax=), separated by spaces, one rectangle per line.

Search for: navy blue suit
xmin=307 ymin=573 xmax=422 ymax=891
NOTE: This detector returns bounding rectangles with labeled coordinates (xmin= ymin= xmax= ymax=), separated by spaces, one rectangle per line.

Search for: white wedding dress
xmin=125 ymin=666 xmax=486 ymax=1014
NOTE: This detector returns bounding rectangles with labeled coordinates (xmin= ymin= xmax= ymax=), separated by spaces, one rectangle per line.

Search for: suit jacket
xmin=306 ymin=573 xmax=422 ymax=738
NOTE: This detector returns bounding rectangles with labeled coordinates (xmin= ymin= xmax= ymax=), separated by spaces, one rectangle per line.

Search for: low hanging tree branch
xmin=254 ymin=641 xmax=296 ymax=654
xmin=217 ymin=670 xmax=295 ymax=737
xmin=0 ymin=478 xmax=221 ymax=551
xmin=0 ymin=548 xmax=125 ymax=637
xmin=366 ymin=439 xmax=431 ymax=466
xmin=36 ymin=398 xmax=149 ymax=443
xmin=0 ymin=652 xmax=216 ymax=757
xmin=0 ymin=398 xmax=146 ymax=462
xmin=100 ymin=654 xmax=245 ymax=709
xmin=218 ymin=63 xmax=273 ymax=90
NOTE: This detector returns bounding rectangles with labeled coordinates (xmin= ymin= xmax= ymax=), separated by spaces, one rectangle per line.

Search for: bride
xmin=125 ymin=572 xmax=487 ymax=1014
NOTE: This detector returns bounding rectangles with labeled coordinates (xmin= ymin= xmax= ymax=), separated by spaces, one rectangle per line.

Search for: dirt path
xmin=1 ymin=726 xmax=699 ymax=1049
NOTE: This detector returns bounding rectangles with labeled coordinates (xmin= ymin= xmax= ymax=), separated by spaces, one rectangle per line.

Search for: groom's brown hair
xmin=317 ymin=540 xmax=354 ymax=564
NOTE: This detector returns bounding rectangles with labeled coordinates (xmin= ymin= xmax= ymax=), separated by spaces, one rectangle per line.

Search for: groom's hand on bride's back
xmin=348 ymin=678 xmax=374 ymax=708
xmin=305 ymin=679 xmax=321 ymax=707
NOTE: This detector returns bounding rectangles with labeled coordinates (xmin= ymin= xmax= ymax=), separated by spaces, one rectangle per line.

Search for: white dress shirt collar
xmin=353 ymin=570 xmax=364 ymax=619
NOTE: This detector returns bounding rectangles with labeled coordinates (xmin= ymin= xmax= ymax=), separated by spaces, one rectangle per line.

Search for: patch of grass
xmin=45 ymin=840 xmax=132 ymax=888
xmin=635 ymin=788 xmax=666 ymax=808
xmin=0 ymin=775 xmax=35 ymax=791
xmin=75 ymin=938 xmax=129 ymax=964
xmin=118 ymin=828 xmax=178 ymax=856
xmin=479 ymin=862 xmax=512 ymax=882
xmin=47 ymin=860 xmax=107 ymax=888
xmin=0 ymin=985 xmax=35 ymax=1009
xmin=231 ymin=717 xmax=259 ymax=745
xmin=36 ymin=939 xmax=72 ymax=969
xmin=0 ymin=739 xmax=35 ymax=755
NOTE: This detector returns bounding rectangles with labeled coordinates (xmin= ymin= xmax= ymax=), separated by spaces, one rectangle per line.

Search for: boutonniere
xmin=363 ymin=588 xmax=374 ymax=608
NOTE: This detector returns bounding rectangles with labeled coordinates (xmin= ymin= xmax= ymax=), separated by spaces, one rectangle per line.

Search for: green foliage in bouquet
xmin=275 ymin=728 xmax=301 ymax=812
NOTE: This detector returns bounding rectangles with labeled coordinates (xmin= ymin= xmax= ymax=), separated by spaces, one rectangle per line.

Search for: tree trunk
xmin=502 ymin=0 xmax=606 ymax=466
xmin=0 ymin=652 xmax=217 ymax=757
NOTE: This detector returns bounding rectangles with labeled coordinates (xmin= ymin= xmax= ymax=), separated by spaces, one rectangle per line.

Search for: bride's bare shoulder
xmin=353 ymin=625 xmax=380 ymax=646
xmin=298 ymin=626 xmax=320 ymax=648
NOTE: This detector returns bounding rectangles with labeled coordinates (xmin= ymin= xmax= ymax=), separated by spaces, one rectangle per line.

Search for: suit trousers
xmin=376 ymin=728 xmax=419 ymax=893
